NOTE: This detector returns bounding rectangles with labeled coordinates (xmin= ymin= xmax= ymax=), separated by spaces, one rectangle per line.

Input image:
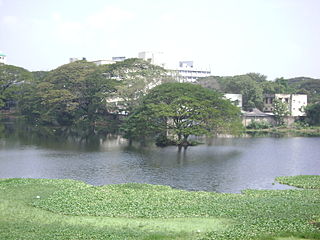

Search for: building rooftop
xmin=0 ymin=53 xmax=6 ymax=56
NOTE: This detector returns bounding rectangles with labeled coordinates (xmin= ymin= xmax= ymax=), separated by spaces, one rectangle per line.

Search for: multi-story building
xmin=112 ymin=56 xmax=126 ymax=62
xmin=0 ymin=52 xmax=7 ymax=64
xmin=91 ymin=59 xmax=116 ymax=66
xmin=169 ymin=61 xmax=211 ymax=83
xmin=263 ymin=94 xmax=307 ymax=117
xmin=138 ymin=51 xmax=166 ymax=68
xmin=138 ymin=52 xmax=211 ymax=82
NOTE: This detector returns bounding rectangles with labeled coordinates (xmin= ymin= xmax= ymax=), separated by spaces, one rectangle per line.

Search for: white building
xmin=112 ymin=56 xmax=126 ymax=62
xmin=263 ymin=94 xmax=307 ymax=117
xmin=92 ymin=59 xmax=116 ymax=66
xmin=138 ymin=51 xmax=166 ymax=68
xmin=170 ymin=61 xmax=211 ymax=83
xmin=0 ymin=52 xmax=7 ymax=64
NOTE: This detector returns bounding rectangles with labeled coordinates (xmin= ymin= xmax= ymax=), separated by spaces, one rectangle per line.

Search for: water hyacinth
xmin=0 ymin=176 xmax=319 ymax=240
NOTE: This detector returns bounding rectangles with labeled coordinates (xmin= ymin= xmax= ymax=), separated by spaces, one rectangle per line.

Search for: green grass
xmin=0 ymin=176 xmax=320 ymax=240
xmin=276 ymin=175 xmax=320 ymax=189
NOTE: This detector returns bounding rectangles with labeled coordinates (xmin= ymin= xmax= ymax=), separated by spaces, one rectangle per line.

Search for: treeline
xmin=197 ymin=73 xmax=320 ymax=110
xmin=0 ymin=59 xmax=171 ymax=128
xmin=1 ymin=60 xmax=320 ymax=130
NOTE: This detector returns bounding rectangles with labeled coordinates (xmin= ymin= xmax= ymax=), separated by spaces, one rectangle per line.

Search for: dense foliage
xmin=272 ymin=99 xmax=290 ymax=126
xmin=122 ymin=82 xmax=243 ymax=147
xmin=305 ymin=103 xmax=320 ymax=126
xmin=16 ymin=59 xmax=169 ymax=127
xmin=2 ymin=61 xmax=320 ymax=130
xmin=0 ymin=65 xmax=33 ymax=109
xmin=1 ymin=177 xmax=319 ymax=240
xmin=197 ymin=73 xmax=320 ymax=110
xmin=276 ymin=175 xmax=320 ymax=189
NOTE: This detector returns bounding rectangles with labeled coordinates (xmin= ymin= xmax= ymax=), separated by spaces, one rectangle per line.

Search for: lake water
xmin=0 ymin=124 xmax=319 ymax=193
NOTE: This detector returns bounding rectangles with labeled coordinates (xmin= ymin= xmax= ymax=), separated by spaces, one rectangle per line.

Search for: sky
xmin=0 ymin=0 xmax=319 ymax=80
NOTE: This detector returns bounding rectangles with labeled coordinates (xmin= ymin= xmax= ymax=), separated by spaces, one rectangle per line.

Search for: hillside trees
xmin=101 ymin=58 xmax=173 ymax=114
xmin=18 ymin=58 xmax=171 ymax=127
xmin=221 ymin=75 xmax=264 ymax=111
xmin=123 ymin=83 xmax=243 ymax=148
xmin=0 ymin=65 xmax=33 ymax=109
xmin=19 ymin=61 xmax=116 ymax=126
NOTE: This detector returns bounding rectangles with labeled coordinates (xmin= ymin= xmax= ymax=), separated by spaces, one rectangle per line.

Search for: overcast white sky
xmin=0 ymin=0 xmax=319 ymax=80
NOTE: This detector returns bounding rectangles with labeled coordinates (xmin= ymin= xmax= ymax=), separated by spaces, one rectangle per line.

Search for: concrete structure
xmin=137 ymin=51 xmax=211 ymax=82
xmin=170 ymin=61 xmax=211 ymax=82
xmin=263 ymin=94 xmax=307 ymax=117
xmin=224 ymin=93 xmax=242 ymax=109
xmin=91 ymin=59 xmax=116 ymax=66
xmin=242 ymin=108 xmax=275 ymax=127
xmin=69 ymin=57 xmax=87 ymax=63
xmin=112 ymin=56 xmax=126 ymax=62
xmin=138 ymin=51 xmax=166 ymax=68
xmin=0 ymin=52 xmax=7 ymax=64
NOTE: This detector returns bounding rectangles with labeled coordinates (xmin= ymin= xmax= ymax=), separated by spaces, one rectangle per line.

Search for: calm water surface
xmin=0 ymin=129 xmax=319 ymax=193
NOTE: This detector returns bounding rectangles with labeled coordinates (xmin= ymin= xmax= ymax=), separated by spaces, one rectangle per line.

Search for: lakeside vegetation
xmin=1 ymin=60 xmax=320 ymax=147
xmin=245 ymin=126 xmax=320 ymax=137
xmin=0 ymin=176 xmax=319 ymax=240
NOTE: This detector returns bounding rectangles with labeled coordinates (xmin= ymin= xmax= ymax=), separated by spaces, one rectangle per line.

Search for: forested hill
xmin=196 ymin=74 xmax=320 ymax=109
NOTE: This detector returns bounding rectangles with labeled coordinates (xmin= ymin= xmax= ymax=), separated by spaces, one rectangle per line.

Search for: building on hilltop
xmin=263 ymin=94 xmax=307 ymax=117
xmin=138 ymin=51 xmax=166 ymax=68
xmin=169 ymin=61 xmax=211 ymax=83
xmin=112 ymin=56 xmax=126 ymax=62
xmin=91 ymin=59 xmax=116 ymax=66
xmin=137 ymin=51 xmax=211 ymax=82
xmin=0 ymin=52 xmax=7 ymax=65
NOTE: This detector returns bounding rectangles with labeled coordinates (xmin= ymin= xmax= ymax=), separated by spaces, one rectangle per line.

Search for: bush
xmin=246 ymin=120 xmax=272 ymax=129
xmin=155 ymin=134 xmax=176 ymax=147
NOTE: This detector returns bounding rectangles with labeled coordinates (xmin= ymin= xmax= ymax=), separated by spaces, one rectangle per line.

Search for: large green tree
xmin=123 ymin=82 xmax=243 ymax=148
xmin=101 ymin=58 xmax=173 ymax=114
xmin=272 ymin=99 xmax=290 ymax=126
xmin=221 ymin=75 xmax=264 ymax=111
xmin=305 ymin=103 xmax=320 ymax=126
xmin=19 ymin=61 xmax=116 ymax=126
xmin=0 ymin=65 xmax=33 ymax=109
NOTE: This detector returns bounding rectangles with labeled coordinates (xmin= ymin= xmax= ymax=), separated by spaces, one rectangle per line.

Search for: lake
xmin=0 ymin=123 xmax=319 ymax=193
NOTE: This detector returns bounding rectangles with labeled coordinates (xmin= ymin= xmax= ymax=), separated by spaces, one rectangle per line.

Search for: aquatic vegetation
xmin=276 ymin=175 xmax=320 ymax=189
xmin=0 ymin=177 xmax=319 ymax=240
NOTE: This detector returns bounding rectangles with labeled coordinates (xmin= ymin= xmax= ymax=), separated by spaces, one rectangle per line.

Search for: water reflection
xmin=0 ymin=120 xmax=320 ymax=193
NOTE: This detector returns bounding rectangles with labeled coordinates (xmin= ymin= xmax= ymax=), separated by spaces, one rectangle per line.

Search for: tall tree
xmin=101 ymin=58 xmax=173 ymax=114
xmin=19 ymin=61 xmax=116 ymax=126
xmin=123 ymin=83 xmax=243 ymax=148
xmin=305 ymin=103 xmax=320 ymax=126
xmin=0 ymin=65 xmax=33 ymax=109
xmin=222 ymin=75 xmax=264 ymax=110
xmin=272 ymin=99 xmax=290 ymax=126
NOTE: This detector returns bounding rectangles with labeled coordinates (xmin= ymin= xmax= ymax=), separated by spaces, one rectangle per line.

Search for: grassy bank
xmin=0 ymin=176 xmax=319 ymax=240
xmin=246 ymin=127 xmax=320 ymax=137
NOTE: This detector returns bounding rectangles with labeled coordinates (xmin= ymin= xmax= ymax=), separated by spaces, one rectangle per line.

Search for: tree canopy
xmin=19 ymin=61 xmax=116 ymax=126
xmin=122 ymin=82 xmax=243 ymax=147
xmin=101 ymin=58 xmax=173 ymax=114
xmin=0 ymin=65 xmax=33 ymax=109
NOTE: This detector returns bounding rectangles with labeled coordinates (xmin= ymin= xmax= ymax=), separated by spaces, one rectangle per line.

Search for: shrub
xmin=246 ymin=120 xmax=272 ymax=129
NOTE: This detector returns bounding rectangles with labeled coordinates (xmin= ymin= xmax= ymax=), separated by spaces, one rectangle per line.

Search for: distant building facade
xmin=91 ymin=59 xmax=116 ymax=66
xmin=112 ymin=56 xmax=126 ymax=62
xmin=137 ymin=51 xmax=211 ymax=82
xmin=170 ymin=61 xmax=211 ymax=83
xmin=138 ymin=51 xmax=166 ymax=68
xmin=263 ymin=94 xmax=307 ymax=117
xmin=0 ymin=52 xmax=7 ymax=64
